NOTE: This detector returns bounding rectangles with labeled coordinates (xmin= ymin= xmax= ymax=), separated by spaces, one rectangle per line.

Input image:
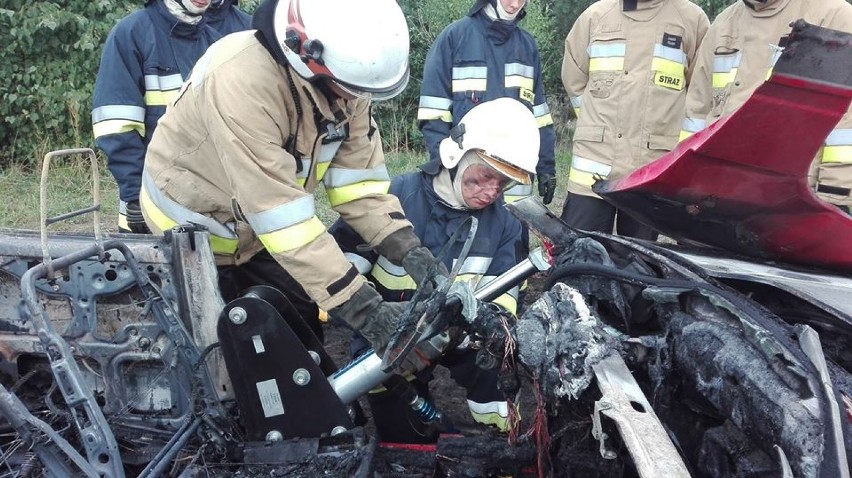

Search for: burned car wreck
xmin=1 ymin=20 xmax=851 ymax=478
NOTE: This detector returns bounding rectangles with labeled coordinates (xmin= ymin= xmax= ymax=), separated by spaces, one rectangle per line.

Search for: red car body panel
xmin=596 ymin=69 xmax=852 ymax=272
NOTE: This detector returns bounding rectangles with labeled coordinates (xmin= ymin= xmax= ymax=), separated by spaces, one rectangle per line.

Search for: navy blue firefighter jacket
xmin=205 ymin=0 xmax=252 ymax=36
xmin=329 ymin=162 xmax=524 ymax=314
xmin=91 ymin=0 xmax=221 ymax=204
xmin=417 ymin=5 xmax=556 ymax=181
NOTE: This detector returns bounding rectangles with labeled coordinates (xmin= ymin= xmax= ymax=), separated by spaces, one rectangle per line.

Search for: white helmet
xmin=273 ymin=0 xmax=410 ymax=100
xmin=439 ymin=98 xmax=540 ymax=185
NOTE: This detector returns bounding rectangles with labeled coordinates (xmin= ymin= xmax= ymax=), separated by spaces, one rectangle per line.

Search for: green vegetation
xmin=2 ymin=0 xmax=739 ymax=167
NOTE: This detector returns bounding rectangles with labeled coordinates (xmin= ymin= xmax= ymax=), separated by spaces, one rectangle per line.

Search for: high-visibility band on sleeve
xmin=323 ymin=165 xmax=390 ymax=188
xmin=93 ymin=119 xmax=146 ymax=139
xmin=257 ymin=216 xmax=326 ymax=253
xmin=92 ymin=105 xmax=146 ymax=138
xmin=244 ymin=195 xmax=316 ymax=234
xmin=569 ymin=156 xmax=612 ymax=187
xmin=418 ymin=96 xmax=454 ymax=122
xmin=532 ymin=103 xmax=554 ymax=127
xmin=371 ymin=255 xmax=417 ymax=291
xmin=141 ymin=172 xmax=239 ymax=254
xmin=467 ymin=399 xmax=509 ymax=431
xmin=343 ymin=252 xmax=373 ymax=274
xmin=682 ymin=117 xmax=706 ymax=134
xmin=821 ymin=129 xmax=852 ymax=164
xmin=326 ymin=180 xmax=391 ymax=207
xmin=245 ymin=197 xmax=326 ymax=253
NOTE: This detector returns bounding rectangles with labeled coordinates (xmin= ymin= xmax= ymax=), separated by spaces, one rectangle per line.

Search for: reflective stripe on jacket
xmin=330 ymin=167 xmax=523 ymax=314
xmin=682 ymin=0 xmax=852 ymax=207
xmin=142 ymin=30 xmax=412 ymax=311
xmin=91 ymin=0 xmax=221 ymax=203
xmin=418 ymin=10 xmax=556 ymax=187
xmin=562 ymin=0 xmax=709 ymax=197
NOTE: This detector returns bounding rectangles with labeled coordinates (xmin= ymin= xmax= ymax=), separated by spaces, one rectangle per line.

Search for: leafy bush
xmin=1 ymin=0 xmax=133 ymax=167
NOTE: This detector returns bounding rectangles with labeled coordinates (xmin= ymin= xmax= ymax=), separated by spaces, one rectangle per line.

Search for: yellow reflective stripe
xmin=568 ymin=168 xmax=597 ymax=187
xmin=492 ymin=292 xmax=517 ymax=315
xmin=326 ymin=180 xmax=391 ymax=207
xmin=316 ymin=161 xmax=331 ymax=181
xmin=417 ymin=108 xmax=453 ymax=122
xmin=318 ymin=308 xmax=328 ymax=323
xmin=765 ymin=67 xmax=774 ymax=81
xmin=651 ymin=57 xmax=684 ymax=77
xmin=93 ymin=119 xmax=145 ymax=138
xmin=452 ymin=78 xmax=487 ymax=92
xmin=589 ymin=57 xmax=624 ymax=72
xmin=140 ymin=187 xmax=239 ymax=253
xmin=712 ymin=69 xmax=737 ymax=89
xmin=536 ymin=113 xmax=554 ymax=128
xmin=505 ymin=75 xmax=534 ymax=90
xmin=574 ymin=107 xmax=581 ymax=118
xmin=139 ymin=187 xmax=178 ymax=232
xmin=371 ymin=265 xmax=417 ymax=291
xmin=679 ymin=130 xmax=694 ymax=141
xmin=144 ymin=89 xmax=180 ymax=106
xmin=822 ymin=145 xmax=852 ymax=164
xmin=257 ymin=216 xmax=325 ymax=253
xmin=297 ymin=177 xmax=307 ymax=186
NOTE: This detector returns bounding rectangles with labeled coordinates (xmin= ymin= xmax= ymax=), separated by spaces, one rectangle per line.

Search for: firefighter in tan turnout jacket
xmin=561 ymin=0 xmax=709 ymax=238
xmin=142 ymin=0 xmax=449 ymax=366
xmin=682 ymin=0 xmax=852 ymax=212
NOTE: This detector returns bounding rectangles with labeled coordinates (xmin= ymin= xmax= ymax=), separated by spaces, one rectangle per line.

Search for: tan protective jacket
xmin=142 ymin=31 xmax=413 ymax=311
xmin=682 ymin=0 xmax=852 ymax=207
xmin=562 ymin=0 xmax=709 ymax=197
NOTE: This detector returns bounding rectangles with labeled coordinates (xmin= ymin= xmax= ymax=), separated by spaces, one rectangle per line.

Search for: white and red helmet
xmin=439 ymin=98 xmax=540 ymax=186
xmin=273 ymin=0 xmax=410 ymax=100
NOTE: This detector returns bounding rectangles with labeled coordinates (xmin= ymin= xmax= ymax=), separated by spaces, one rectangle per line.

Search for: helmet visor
xmin=475 ymin=150 xmax=532 ymax=186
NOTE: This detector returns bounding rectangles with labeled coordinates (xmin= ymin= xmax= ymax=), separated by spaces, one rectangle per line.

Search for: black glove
xmin=331 ymin=282 xmax=410 ymax=353
xmin=120 ymin=200 xmax=151 ymax=234
xmin=402 ymin=246 xmax=449 ymax=292
xmin=537 ymin=173 xmax=557 ymax=205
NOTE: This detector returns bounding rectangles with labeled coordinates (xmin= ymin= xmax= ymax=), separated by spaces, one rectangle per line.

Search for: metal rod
xmin=46 ymin=205 xmax=102 ymax=225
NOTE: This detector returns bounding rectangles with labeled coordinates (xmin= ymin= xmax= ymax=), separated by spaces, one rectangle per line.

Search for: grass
xmin=0 ymin=150 xmax=573 ymax=232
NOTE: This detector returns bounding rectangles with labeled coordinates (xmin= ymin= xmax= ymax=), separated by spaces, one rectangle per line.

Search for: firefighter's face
xmin=180 ymin=0 xmax=211 ymax=14
xmin=499 ymin=0 xmax=526 ymax=14
xmin=461 ymin=164 xmax=510 ymax=209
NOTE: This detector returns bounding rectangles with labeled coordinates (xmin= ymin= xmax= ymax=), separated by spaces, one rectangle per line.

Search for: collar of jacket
xmin=742 ymin=0 xmax=789 ymax=16
xmin=151 ymin=0 xmax=207 ymax=38
xmin=468 ymin=0 xmax=527 ymax=20
xmin=621 ymin=0 xmax=666 ymax=21
xmin=470 ymin=9 xmax=519 ymax=45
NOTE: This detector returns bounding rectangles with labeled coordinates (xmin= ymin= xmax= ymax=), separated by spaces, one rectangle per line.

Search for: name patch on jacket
xmin=662 ymin=33 xmax=682 ymax=50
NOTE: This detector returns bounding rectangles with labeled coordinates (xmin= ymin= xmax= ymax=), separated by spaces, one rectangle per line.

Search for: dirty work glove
xmin=120 ymin=200 xmax=151 ymax=234
xmin=331 ymin=282 xmax=409 ymax=353
xmin=402 ymin=246 xmax=449 ymax=293
xmin=537 ymin=173 xmax=557 ymax=205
